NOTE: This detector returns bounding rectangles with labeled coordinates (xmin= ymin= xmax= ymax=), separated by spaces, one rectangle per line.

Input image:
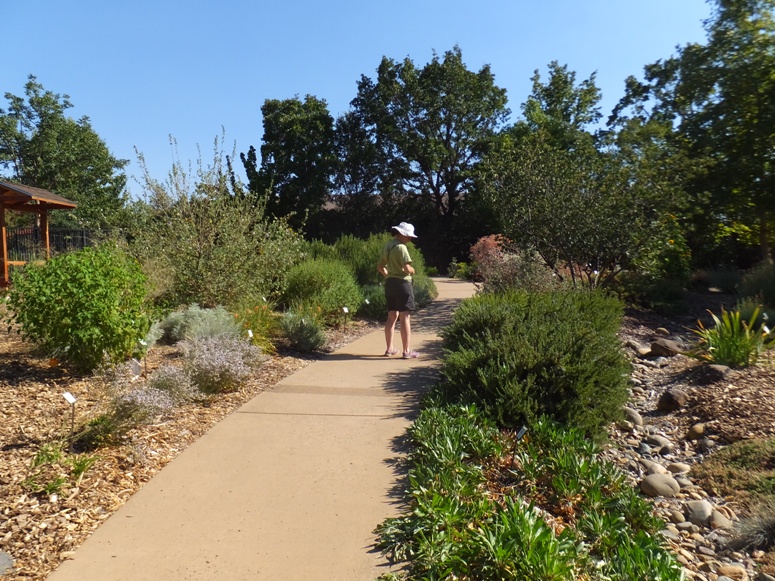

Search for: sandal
xmin=402 ymin=350 xmax=420 ymax=359
xmin=383 ymin=349 xmax=398 ymax=357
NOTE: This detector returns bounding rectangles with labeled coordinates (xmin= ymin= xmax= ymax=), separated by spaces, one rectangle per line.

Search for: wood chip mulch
xmin=0 ymin=319 xmax=380 ymax=580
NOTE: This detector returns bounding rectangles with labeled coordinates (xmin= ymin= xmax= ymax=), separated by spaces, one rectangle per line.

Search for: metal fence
xmin=7 ymin=228 xmax=95 ymax=262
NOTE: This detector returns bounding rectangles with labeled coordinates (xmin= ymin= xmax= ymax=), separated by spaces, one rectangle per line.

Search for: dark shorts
xmin=385 ymin=277 xmax=415 ymax=312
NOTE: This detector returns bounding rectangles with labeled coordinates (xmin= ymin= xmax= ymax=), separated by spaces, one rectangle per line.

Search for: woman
xmin=376 ymin=222 xmax=420 ymax=359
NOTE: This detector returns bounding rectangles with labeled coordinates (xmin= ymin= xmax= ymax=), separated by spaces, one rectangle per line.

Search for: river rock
xmin=651 ymin=338 xmax=685 ymax=357
xmin=711 ymin=509 xmax=734 ymax=530
xmin=668 ymin=462 xmax=692 ymax=475
xmin=693 ymin=364 xmax=731 ymax=386
xmin=641 ymin=473 xmax=681 ymax=497
xmin=655 ymin=327 xmax=671 ymax=337
xmin=686 ymin=499 xmax=714 ymax=526
xmin=623 ymin=407 xmax=644 ymax=426
xmin=687 ymin=423 xmax=706 ymax=440
xmin=716 ymin=563 xmax=748 ymax=580
xmin=646 ymin=434 xmax=674 ymax=453
xmin=658 ymin=388 xmax=690 ymax=412
xmin=0 ymin=552 xmax=13 ymax=575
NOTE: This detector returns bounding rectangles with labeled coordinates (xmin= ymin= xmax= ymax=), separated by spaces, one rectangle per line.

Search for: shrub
xmin=234 ymin=302 xmax=279 ymax=354
xmin=438 ymin=290 xmax=630 ymax=438
xmin=740 ymin=261 xmax=775 ymax=309
xmin=132 ymin=142 xmax=306 ymax=309
xmin=112 ymin=388 xmax=176 ymax=426
xmin=182 ymin=334 xmax=266 ymax=393
xmin=470 ymin=235 xmax=556 ymax=293
xmin=412 ymin=275 xmax=438 ymax=309
xmin=6 ymin=244 xmax=150 ymax=372
xmin=281 ymin=258 xmax=363 ymax=324
xmin=146 ymin=365 xmax=198 ymax=403
xmin=728 ymin=498 xmax=775 ymax=552
xmin=158 ymin=304 xmax=241 ymax=344
xmin=280 ymin=309 xmax=327 ymax=352
xmin=692 ymin=306 xmax=775 ymax=368
xmin=357 ymin=284 xmax=387 ymax=319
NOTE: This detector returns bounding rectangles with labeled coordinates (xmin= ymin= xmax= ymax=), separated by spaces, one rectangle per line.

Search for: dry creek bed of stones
xmin=607 ymin=298 xmax=775 ymax=581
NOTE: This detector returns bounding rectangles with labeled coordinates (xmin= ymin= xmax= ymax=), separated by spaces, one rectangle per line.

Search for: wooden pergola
xmin=0 ymin=180 xmax=77 ymax=287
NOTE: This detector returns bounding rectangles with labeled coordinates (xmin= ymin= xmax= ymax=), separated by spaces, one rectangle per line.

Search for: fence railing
xmin=7 ymin=228 xmax=96 ymax=262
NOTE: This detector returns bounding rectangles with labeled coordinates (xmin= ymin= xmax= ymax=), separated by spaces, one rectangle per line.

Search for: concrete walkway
xmin=48 ymin=278 xmax=476 ymax=581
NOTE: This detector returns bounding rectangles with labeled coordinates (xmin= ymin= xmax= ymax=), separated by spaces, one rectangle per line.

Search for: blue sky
xmin=4 ymin=1 xmax=711 ymax=196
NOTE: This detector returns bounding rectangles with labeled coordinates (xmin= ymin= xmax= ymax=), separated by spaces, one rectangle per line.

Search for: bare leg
xmin=399 ymin=311 xmax=411 ymax=353
xmin=384 ymin=310 xmax=399 ymax=353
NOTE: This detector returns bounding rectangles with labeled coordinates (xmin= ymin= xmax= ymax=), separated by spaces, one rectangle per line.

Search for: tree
xmin=481 ymin=64 xmax=684 ymax=288
xmin=0 ymin=75 xmax=129 ymax=229
xmin=241 ymin=95 xmax=336 ymax=236
xmin=351 ymin=46 xmax=510 ymax=262
xmin=134 ymin=137 xmax=305 ymax=308
xmin=614 ymin=0 xmax=775 ymax=263
xmin=512 ymin=61 xmax=601 ymax=153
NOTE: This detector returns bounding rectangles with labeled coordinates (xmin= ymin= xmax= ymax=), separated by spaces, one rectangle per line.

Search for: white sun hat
xmin=392 ymin=222 xmax=418 ymax=238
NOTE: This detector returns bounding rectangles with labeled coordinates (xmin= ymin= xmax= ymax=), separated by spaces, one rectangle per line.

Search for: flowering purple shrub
xmin=182 ymin=334 xmax=266 ymax=393
xmin=147 ymin=364 xmax=198 ymax=403
xmin=111 ymin=388 xmax=175 ymax=426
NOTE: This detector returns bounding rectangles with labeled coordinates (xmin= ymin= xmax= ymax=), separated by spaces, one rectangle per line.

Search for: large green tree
xmin=0 ymin=75 xmax=129 ymax=229
xmin=351 ymin=46 xmax=510 ymax=261
xmin=481 ymin=63 xmax=684 ymax=288
xmin=615 ymin=0 xmax=775 ymax=263
xmin=241 ymin=95 xmax=336 ymax=235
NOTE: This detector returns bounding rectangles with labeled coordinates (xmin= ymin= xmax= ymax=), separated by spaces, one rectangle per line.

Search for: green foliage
xmin=279 ymin=309 xmax=327 ymax=352
xmin=352 ymin=46 xmax=510 ymax=263
xmin=280 ymin=258 xmax=363 ymax=324
xmin=23 ymin=442 xmax=100 ymax=494
xmin=333 ymin=233 xmax=391 ymax=286
xmin=692 ymin=306 xmax=775 ymax=368
xmin=438 ymin=290 xmax=629 ymax=437
xmin=357 ymin=284 xmax=387 ymax=319
xmin=375 ymin=407 xmax=680 ymax=580
xmin=0 ymin=75 xmax=129 ymax=229
xmin=158 ymin=304 xmax=241 ymax=344
xmin=740 ymin=261 xmax=775 ymax=310
xmin=411 ymin=275 xmax=438 ymax=309
xmin=6 ymin=244 xmax=150 ymax=372
xmin=693 ymin=439 xmax=775 ymax=502
xmin=447 ymin=258 xmax=476 ymax=280
xmin=132 ymin=137 xmax=305 ymax=309
xmin=233 ymin=303 xmax=279 ymax=354
xmin=241 ymin=95 xmax=336 ymax=235
xmin=183 ymin=334 xmax=266 ymax=393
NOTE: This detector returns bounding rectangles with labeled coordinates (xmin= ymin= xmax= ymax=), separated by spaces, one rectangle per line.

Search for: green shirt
xmin=379 ymin=240 xmax=412 ymax=280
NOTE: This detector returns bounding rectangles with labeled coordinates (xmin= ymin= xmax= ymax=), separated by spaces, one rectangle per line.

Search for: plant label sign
xmin=62 ymin=392 xmax=77 ymax=405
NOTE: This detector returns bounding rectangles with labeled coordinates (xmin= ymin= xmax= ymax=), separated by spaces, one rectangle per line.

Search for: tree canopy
xmin=0 ymin=75 xmax=129 ymax=229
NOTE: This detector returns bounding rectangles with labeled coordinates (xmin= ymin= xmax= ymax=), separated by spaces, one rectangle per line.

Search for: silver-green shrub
xmin=146 ymin=364 xmax=198 ymax=403
xmin=280 ymin=311 xmax=327 ymax=352
xmin=182 ymin=334 xmax=266 ymax=393
xmin=111 ymin=388 xmax=175 ymax=426
xmin=159 ymin=304 xmax=241 ymax=344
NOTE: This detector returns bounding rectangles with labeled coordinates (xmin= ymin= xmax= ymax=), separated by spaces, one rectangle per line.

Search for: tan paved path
xmin=48 ymin=278 xmax=476 ymax=581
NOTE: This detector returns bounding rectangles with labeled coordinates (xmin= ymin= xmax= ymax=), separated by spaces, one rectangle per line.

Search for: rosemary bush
xmin=281 ymin=258 xmax=363 ymax=324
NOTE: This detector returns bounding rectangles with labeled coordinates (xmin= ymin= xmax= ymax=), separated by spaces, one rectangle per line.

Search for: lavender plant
xmin=111 ymin=388 xmax=175 ymax=426
xmin=182 ymin=334 xmax=266 ymax=393
xmin=146 ymin=364 xmax=198 ymax=403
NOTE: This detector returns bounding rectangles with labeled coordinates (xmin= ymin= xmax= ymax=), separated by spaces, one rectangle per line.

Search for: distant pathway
xmin=47 ymin=278 xmax=476 ymax=581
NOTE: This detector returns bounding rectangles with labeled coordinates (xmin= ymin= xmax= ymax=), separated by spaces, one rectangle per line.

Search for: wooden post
xmin=40 ymin=208 xmax=50 ymax=259
xmin=0 ymin=201 xmax=8 ymax=286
